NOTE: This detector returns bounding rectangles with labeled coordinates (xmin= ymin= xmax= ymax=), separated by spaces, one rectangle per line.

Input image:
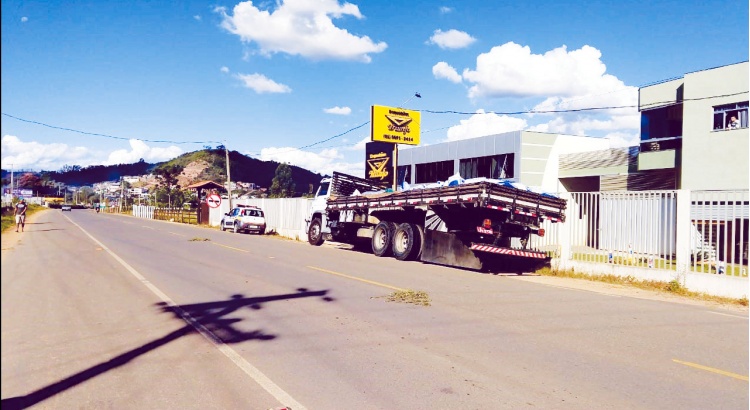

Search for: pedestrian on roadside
xmin=14 ymin=198 xmax=28 ymax=232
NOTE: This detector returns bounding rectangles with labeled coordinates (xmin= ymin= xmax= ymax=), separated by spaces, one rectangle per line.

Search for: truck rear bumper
xmin=469 ymin=244 xmax=547 ymax=259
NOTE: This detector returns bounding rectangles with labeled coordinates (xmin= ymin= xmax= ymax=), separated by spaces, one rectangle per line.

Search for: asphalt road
xmin=2 ymin=209 xmax=748 ymax=409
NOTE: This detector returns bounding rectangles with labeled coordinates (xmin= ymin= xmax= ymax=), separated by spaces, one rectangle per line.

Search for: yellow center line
xmin=673 ymin=359 xmax=749 ymax=381
xmin=210 ymin=242 xmax=249 ymax=253
xmin=307 ymin=266 xmax=405 ymax=291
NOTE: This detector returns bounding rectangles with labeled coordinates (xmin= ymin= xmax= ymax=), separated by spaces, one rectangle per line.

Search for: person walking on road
xmin=14 ymin=198 xmax=28 ymax=232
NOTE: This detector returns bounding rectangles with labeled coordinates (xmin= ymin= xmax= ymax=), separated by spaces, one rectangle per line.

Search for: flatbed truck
xmin=305 ymin=172 xmax=566 ymax=271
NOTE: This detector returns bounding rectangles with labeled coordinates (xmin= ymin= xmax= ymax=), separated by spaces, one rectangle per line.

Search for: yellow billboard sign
xmin=371 ymin=105 xmax=420 ymax=145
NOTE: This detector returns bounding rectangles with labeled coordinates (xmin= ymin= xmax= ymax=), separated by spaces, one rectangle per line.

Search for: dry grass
xmin=535 ymin=266 xmax=748 ymax=307
xmin=383 ymin=290 xmax=431 ymax=306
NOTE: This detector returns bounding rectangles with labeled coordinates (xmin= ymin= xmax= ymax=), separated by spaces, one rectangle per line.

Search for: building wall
xmin=639 ymin=78 xmax=683 ymax=110
xmin=398 ymin=131 xmax=607 ymax=192
xmin=682 ymin=62 xmax=749 ymax=190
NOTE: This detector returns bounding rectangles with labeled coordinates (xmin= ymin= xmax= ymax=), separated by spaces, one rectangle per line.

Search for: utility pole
xmin=119 ymin=177 xmax=124 ymax=213
xmin=9 ymin=163 xmax=13 ymax=202
xmin=225 ymin=142 xmax=232 ymax=209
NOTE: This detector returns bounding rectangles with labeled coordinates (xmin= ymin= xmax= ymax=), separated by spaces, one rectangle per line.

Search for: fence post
xmin=675 ymin=189 xmax=691 ymax=284
xmin=557 ymin=192 xmax=572 ymax=269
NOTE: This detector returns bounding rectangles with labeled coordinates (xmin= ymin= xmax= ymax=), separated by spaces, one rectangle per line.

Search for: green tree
xmin=153 ymin=164 xmax=184 ymax=207
xmin=269 ymin=163 xmax=295 ymax=198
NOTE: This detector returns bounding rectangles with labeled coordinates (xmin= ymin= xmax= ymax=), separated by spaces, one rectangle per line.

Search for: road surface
xmin=2 ymin=209 xmax=747 ymax=409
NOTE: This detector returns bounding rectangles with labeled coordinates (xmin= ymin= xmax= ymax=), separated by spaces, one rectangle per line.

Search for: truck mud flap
xmin=421 ymin=230 xmax=483 ymax=270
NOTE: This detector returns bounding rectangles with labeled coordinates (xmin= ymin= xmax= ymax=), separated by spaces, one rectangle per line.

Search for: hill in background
xmin=163 ymin=148 xmax=324 ymax=196
xmin=1 ymin=148 xmax=325 ymax=197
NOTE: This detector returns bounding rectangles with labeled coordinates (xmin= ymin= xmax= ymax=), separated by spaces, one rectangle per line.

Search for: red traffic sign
xmin=206 ymin=194 xmax=222 ymax=208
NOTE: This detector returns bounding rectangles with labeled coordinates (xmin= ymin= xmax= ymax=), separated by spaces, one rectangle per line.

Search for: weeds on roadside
xmin=536 ymin=266 xmax=747 ymax=307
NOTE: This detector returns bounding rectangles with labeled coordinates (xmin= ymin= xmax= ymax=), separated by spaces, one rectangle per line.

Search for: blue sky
xmin=2 ymin=0 xmax=748 ymax=178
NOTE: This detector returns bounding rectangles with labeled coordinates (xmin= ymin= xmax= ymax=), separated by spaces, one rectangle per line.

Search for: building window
xmin=459 ymin=154 xmax=514 ymax=179
xmin=713 ymin=101 xmax=748 ymax=130
xmin=640 ymin=104 xmax=683 ymax=140
xmin=397 ymin=165 xmax=410 ymax=185
xmin=415 ymin=160 xmax=454 ymax=183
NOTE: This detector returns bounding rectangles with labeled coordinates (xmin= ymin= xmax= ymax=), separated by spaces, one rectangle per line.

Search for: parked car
xmin=221 ymin=205 xmax=266 ymax=234
xmin=62 ymin=204 xmax=72 ymax=211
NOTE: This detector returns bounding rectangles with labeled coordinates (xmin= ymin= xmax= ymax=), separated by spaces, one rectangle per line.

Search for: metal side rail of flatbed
xmin=327 ymin=180 xmax=567 ymax=223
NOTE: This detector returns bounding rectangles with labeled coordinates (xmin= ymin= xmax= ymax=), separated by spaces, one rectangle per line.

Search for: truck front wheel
xmin=372 ymin=221 xmax=396 ymax=257
xmin=308 ymin=218 xmax=324 ymax=246
xmin=393 ymin=223 xmax=423 ymax=261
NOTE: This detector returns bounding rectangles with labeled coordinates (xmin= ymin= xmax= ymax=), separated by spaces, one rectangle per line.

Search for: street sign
xmin=206 ymin=194 xmax=221 ymax=208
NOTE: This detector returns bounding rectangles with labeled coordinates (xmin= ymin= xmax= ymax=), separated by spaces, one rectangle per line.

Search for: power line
xmin=1 ymin=112 xmax=222 ymax=145
xmin=3 ymin=89 xmax=747 ymax=155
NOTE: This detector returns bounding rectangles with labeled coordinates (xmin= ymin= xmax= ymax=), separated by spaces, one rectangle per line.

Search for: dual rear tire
xmin=373 ymin=221 xmax=423 ymax=261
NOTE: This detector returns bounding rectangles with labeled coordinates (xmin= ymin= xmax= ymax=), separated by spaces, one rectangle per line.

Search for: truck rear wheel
xmin=393 ymin=223 xmax=422 ymax=261
xmin=308 ymin=218 xmax=324 ymax=246
xmin=415 ymin=224 xmax=425 ymax=260
xmin=372 ymin=221 xmax=396 ymax=257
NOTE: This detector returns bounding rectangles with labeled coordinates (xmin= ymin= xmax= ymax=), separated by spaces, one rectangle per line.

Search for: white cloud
xmin=605 ymin=131 xmax=640 ymax=148
xmin=432 ymin=61 xmax=462 ymax=83
xmin=235 ymin=73 xmax=292 ymax=93
xmin=428 ymin=29 xmax=476 ymax=50
xmin=21 ymin=17 xmax=28 ymax=22
xmin=220 ymin=66 xmax=230 ymax=73
xmin=460 ymin=42 xmax=626 ymax=99
xmin=0 ymin=135 xmax=182 ymax=171
xmin=1 ymin=135 xmax=90 ymax=170
xmin=432 ymin=42 xmax=641 ymax=139
xmin=324 ymin=106 xmax=351 ymax=115
xmin=259 ymin=146 xmax=363 ymax=177
xmin=531 ymin=86 xmax=638 ymax=115
xmin=194 ymin=15 xmax=202 ymax=21
xmin=102 ymin=139 xmax=183 ymax=166
xmin=351 ymin=136 xmax=370 ymax=150
xmin=439 ymin=6 xmax=453 ymax=14
xmin=216 ymin=0 xmax=387 ymax=62
xmin=445 ymin=110 xmax=528 ymax=141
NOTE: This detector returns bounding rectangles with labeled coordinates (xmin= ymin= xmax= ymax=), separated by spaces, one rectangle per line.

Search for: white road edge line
xmin=67 ymin=217 xmax=306 ymax=410
xmin=706 ymin=311 xmax=748 ymax=319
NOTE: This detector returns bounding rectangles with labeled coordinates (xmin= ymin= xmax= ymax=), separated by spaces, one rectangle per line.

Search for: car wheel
xmin=221 ymin=220 xmax=227 ymax=231
xmin=258 ymin=227 xmax=265 ymax=235
xmin=233 ymin=223 xmax=241 ymax=234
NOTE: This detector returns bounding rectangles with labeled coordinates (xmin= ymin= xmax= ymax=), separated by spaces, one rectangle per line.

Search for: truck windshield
xmin=317 ymin=182 xmax=330 ymax=197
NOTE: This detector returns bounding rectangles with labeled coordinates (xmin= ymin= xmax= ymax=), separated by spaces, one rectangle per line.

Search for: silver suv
xmin=221 ymin=205 xmax=266 ymax=234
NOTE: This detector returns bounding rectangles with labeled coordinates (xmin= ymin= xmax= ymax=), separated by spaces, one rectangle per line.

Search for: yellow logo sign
xmin=371 ymin=105 xmax=420 ymax=145
xmin=367 ymin=153 xmax=390 ymax=180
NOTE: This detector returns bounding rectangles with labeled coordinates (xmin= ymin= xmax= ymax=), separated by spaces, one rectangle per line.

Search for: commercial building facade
xmin=397 ymin=131 xmax=609 ymax=193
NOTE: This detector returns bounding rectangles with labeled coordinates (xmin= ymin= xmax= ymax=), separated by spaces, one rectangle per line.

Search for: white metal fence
xmin=554 ymin=190 xmax=748 ymax=277
xmin=194 ymin=190 xmax=750 ymax=298
xmin=213 ymin=198 xmax=313 ymax=241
